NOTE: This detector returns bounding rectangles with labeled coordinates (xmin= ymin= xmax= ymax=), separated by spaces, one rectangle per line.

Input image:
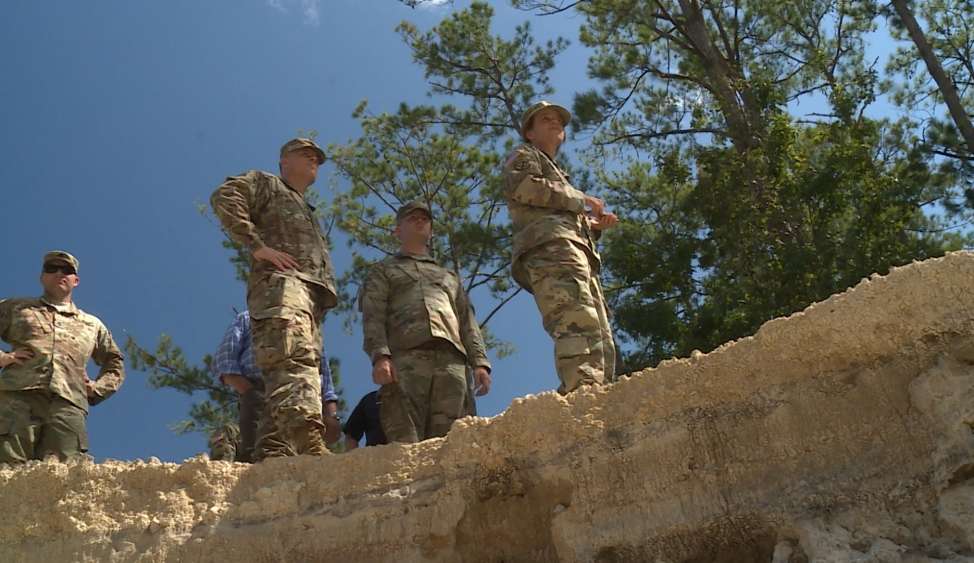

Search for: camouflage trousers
xmin=248 ymin=273 xmax=328 ymax=459
xmin=520 ymin=239 xmax=616 ymax=394
xmin=0 ymin=390 xmax=88 ymax=464
xmin=380 ymin=340 xmax=468 ymax=443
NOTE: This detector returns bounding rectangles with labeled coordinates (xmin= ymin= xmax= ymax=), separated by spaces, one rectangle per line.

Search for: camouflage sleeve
xmin=503 ymin=148 xmax=587 ymax=213
xmin=210 ymin=170 xmax=266 ymax=252
xmin=359 ymin=265 xmax=392 ymax=363
xmin=456 ymin=285 xmax=491 ymax=371
xmin=88 ymin=322 xmax=126 ymax=406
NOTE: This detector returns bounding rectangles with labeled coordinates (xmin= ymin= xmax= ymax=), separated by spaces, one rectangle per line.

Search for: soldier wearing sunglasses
xmin=0 ymin=251 xmax=125 ymax=463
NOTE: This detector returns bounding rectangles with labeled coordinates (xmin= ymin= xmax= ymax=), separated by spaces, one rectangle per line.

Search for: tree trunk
xmin=891 ymin=0 xmax=974 ymax=158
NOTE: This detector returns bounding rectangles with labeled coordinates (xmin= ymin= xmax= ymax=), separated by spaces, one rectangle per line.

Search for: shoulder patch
xmin=504 ymin=145 xmax=536 ymax=171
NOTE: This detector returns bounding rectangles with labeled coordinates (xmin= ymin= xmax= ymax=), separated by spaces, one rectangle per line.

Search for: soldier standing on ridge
xmin=210 ymin=138 xmax=339 ymax=459
xmin=210 ymin=309 xmax=342 ymax=462
xmin=0 ymin=251 xmax=125 ymax=463
xmin=359 ymin=201 xmax=492 ymax=443
xmin=502 ymin=101 xmax=619 ymax=394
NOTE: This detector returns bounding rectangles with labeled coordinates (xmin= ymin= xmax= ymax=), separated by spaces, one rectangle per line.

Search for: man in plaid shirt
xmin=210 ymin=310 xmax=339 ymax=462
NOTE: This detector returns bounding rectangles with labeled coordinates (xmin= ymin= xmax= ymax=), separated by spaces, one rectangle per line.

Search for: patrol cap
xmin=520 ymin=101 xmax=571 ymax=141
xmin=279 ymin=138 xmax=325 ymax=164
xmin=396 ymin=200 xmax=433 ymax=223
xmin=42 ymin=250 xmax=79 ymax=273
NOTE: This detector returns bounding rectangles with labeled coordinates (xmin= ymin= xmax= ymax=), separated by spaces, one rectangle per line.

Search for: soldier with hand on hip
xmin=0 ymin=251 xmax=125 ymax=463
xmin=210 ymin=138 xmax=339 ymax=459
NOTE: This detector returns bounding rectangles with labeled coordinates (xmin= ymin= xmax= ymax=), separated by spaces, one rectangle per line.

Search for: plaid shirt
xmin=212 ymin=311 xmax=337 ymax=402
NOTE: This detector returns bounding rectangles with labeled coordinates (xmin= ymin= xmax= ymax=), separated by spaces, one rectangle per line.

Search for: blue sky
xmin=0 ymin=0 xmax=597 ymax=462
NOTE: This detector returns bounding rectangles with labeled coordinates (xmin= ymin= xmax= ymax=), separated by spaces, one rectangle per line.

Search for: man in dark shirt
xmin=343 ymin=391 xmax=387 ymax=449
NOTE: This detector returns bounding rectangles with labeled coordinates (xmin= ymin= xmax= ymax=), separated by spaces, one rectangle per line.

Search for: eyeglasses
xmin=43 ymin=264 xmax=77 ymax=275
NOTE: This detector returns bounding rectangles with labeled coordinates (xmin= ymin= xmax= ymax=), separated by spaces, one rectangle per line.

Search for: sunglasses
xmin=43 ymin=264 xmax=77 ymax=275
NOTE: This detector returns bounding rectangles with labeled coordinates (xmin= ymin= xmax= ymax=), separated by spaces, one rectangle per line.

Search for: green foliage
xmin=884 ymin=0 xmax=974 ymax=167
xmin=603 ymin=115 xmax=970 ymax=369
xmin=398 ymin=1 xmax=568 ymax=140
xmin=524 ymin=0 xmax=880 ymax=155
xmin=124 ymin=334 xmax=235 ymax=435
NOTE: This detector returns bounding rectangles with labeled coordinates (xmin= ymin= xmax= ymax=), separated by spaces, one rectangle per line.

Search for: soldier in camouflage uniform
xmin=0 ymin=251 xmax=125 ymax=463
xmin=502 ymin=101 xmax=619 ymax=394
xmin=359 ymin=201 xmax=492 ymax=443
xmin=210 ymin=138 xmax=339 ymax=459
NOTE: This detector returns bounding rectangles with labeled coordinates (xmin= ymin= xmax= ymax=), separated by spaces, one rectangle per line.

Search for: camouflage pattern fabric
xmin=0 ymin=297 xmax=124 ymax=412
xmin=502 ymin=141 xmax=616 ymax=393
xmin=208 ymin=422 xmax=240 ymax=462
xmin=521 ymin=239 xmax=616 ymax=393
xmin=379 ymin=343 xmax=468 ymax=443
xmin=359 ymin=252 xmax=490 ymax=370
xmin=502 ymin=143 xmax=601 ymax=292
xmin=211 ymin=169 xmax=340 ymax=459
xmin=249 ymin=273 xmax=328 ymax=459
xmin=0 ymin=390 xmax=89 ymax=464
xmin=210 ymin=170 xmax=338 ymax=307
xmin=360 ymin=252 xmax=490 ymax=442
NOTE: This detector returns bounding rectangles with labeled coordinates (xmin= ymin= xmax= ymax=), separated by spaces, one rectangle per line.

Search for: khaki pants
xmin=520 ymin=239 xmax=616 ymax=393
xmin=0 ymin=390 xmax=88 ymax=464
xmin=381 ymin=341 xmax=468 ymax=443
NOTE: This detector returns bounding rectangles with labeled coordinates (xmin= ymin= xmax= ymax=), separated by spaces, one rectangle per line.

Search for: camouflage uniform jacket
xmin=210 ymin=170 xmax=338 ymax=308
xmin=0 ymin=297 xmax=125 ymax=412
xmin=502 ymin=143 xmax=601 ymax=292
xmin=360 ymin=252 xmax=491 ymax=370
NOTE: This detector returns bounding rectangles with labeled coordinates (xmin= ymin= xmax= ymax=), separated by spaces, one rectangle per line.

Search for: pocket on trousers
xmin=251 ymin=317 xmax=293 ymax=372
xmin=555 ymin=336 xmax=590 ymax=359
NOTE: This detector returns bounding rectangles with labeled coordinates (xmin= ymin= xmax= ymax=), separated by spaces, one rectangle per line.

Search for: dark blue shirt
xmin=343 ymin=391 xmax=386 ymax=446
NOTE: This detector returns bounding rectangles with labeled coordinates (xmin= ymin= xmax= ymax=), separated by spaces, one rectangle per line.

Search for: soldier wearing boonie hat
xmin=210 ymin=137 xmax=338 ymax=460
xmin=502 ymin=101 xmax=620 ymax=394
xmin=0 ymin=250 xmax=125 ymax=463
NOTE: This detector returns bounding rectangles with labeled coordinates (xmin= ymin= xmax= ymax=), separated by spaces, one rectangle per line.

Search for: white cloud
xmin=418 ymin=0 xmax=451 ymax=8
xmin=300 ymin=0 xmax=320 ymax=26
xmin=265 ymin=0 xmax=320 ymax=26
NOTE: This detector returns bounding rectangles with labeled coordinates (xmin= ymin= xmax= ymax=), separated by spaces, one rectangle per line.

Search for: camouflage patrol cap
xmin=42 ymin=250 xmax=79 ymax=273
xmin=280 ymin=138 xmax=325 ymax=164
xmin=396 ymin=200 xmax=433 ymax=223
xmin=520 ymin=101 xmax=571 ymax=141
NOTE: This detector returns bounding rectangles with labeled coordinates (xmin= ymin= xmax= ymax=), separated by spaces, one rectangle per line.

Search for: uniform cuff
xmin=370 ymin=348 xmax=392 ymax=364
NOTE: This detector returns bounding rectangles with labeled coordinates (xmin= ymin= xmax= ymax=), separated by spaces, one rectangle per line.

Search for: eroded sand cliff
xmin=2 ymin=253 xmax=974 ymax=562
